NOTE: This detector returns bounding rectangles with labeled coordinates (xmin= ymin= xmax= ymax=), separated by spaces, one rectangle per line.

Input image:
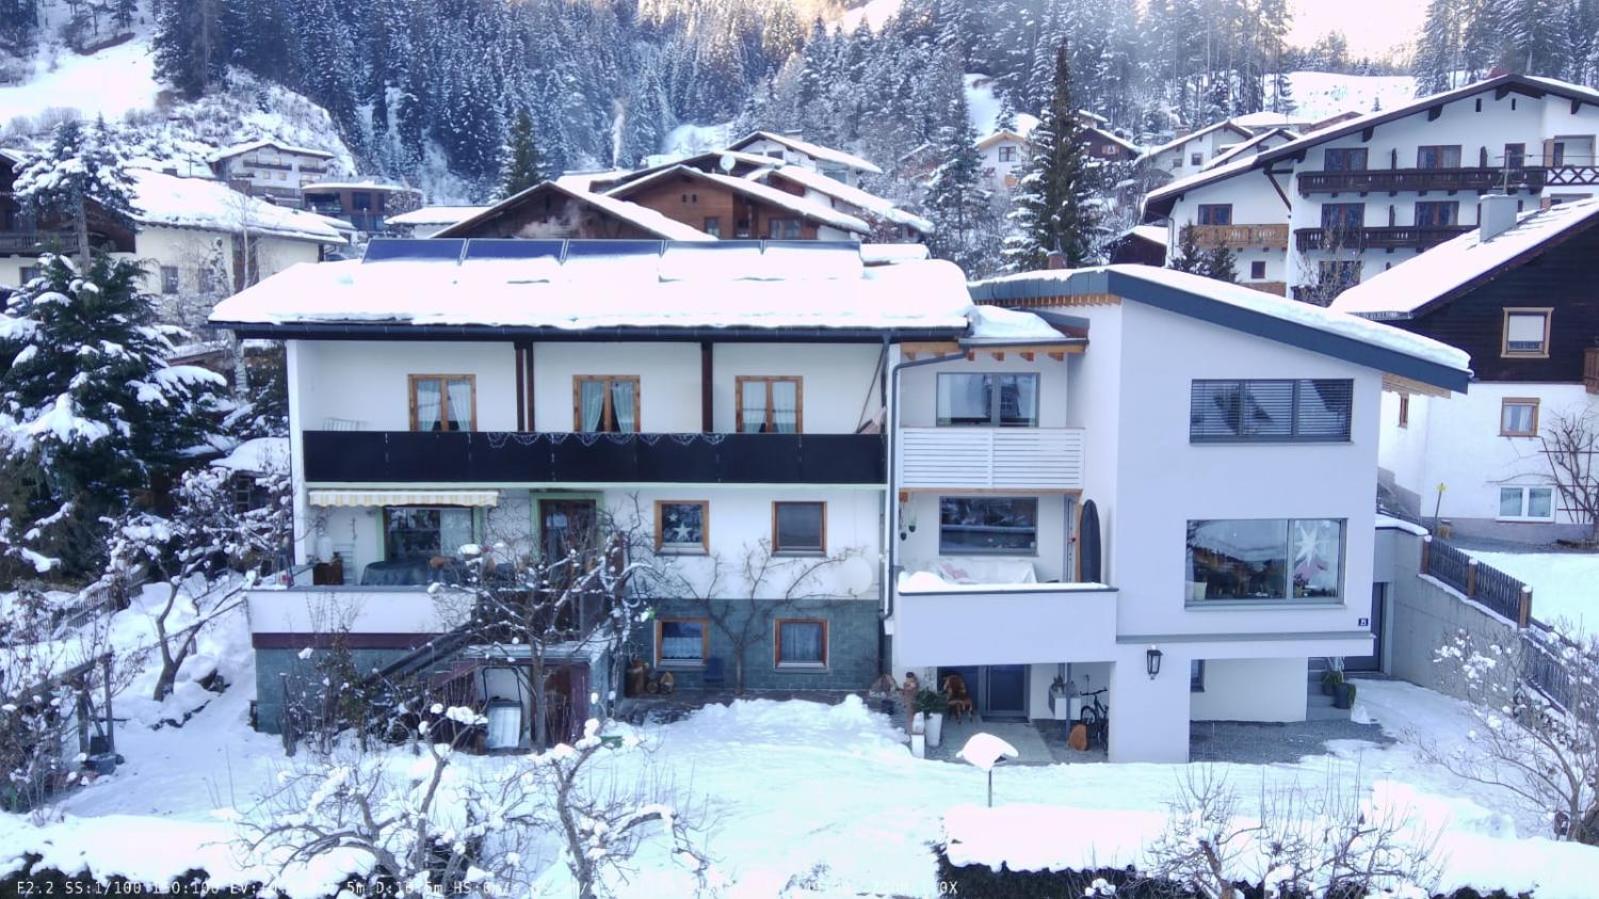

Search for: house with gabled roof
xmin=725 ymin=131 xmax=883 ymax=187
xmin=1138 ymin=119 xmax=1258 ymax=181
xmin=435 ymin=181 xmax=714 ymax=242
xmin=1332 ymin=195 xmax=1599 ymax=543
xmin=209 ymin=138 xmax=339 ymax=205
xmin=602 ymin=165 xmax=871 ymax=241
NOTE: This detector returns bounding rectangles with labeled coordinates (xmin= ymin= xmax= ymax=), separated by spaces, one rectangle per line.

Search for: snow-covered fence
xmin=49 ymin=568 xmax=145 ymax=636
xmin=1421 ymin=536 xmax=1531 ymax=626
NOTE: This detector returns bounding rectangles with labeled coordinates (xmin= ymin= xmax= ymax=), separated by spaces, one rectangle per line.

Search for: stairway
xmin=1306 ymin=667 xmax=1351 ymax=722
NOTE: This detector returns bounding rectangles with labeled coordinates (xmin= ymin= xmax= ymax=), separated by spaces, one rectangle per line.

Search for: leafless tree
xmin=1539 ymin=409 xmax=1599 ymax=546
xmin=1426 ymin=624 xmax=1599 ymax=844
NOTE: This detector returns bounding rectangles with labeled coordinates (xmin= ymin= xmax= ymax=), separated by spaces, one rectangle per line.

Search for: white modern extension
xmin=1144 ymin=74 xmax=1599 ymax=303
xmin=887 ymin=265 xmax=1470 ymax=762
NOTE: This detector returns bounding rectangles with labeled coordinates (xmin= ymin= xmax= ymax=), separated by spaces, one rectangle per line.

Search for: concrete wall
xmin=1189 ymin=657 xmax=1307 ymax=722
xmin=255 ymin=647 xmax=413 ymax=734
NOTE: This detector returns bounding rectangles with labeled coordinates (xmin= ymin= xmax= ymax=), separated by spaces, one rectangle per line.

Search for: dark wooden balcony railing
xmin=0 ymin=230 xmax=80 ymax=255
xmin=301 ymin=430 xmax=885 ymax=485
xmin=1546 ymin=165 xmax=1599 ymax=187
xmin=1297 ymin=167 xmax=1546 ymax=195
xmin=1189 ymin=223 xmax=1289 ymax=250
xmin=1294 ymin=225 xmax=1473 ymax=252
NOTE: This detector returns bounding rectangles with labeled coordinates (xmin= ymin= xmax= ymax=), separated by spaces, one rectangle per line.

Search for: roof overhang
xmin=308 ymin=488 xmax=500 ymax=507
xmin=969 ymin=269 xmax=1471 ymax=393
xmin=211 ymin=320 xmax=967 ymax=343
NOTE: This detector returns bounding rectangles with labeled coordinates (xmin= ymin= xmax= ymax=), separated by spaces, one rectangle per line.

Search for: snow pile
xmin=967 ymin=304 xmax=1065 ymax=341
xmin=1460 ymin=548 xmax=1599 ymax=633
xmin=211 ymin=436 xmax=290 ymax=475
xmin=750 ymin=164 xmax=934 ymax=233
xmin=387 ymin=205 xmax=490 ymax=228
xmin=964 ymin=73 xmax=1041 ymax=141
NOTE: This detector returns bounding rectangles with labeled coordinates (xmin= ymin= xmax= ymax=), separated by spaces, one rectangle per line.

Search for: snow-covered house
xmin=436 ymin=181 xmax=713 ymax=241
xmin=208 ymin=239 xmax=963 ymax=739
xmin=1202 ymin=127 xmax=1298 ymax=171
xmin=1138 ymin=119 xmax=1257 ymax=181
xmin=602 ymin=165 xmax=872 ymax=241
xmin=1144 ymin=74 xmax=1599 ymax=304
xmin=1332 ymin=195 xmax=1599 ymax=543
xmin=976 ymin=127 xmax=1034 ymax=194
xmin=742 ymin=164 xmax=932 ymax=242
xmin=894 ymin=265 xmax=1469 ymax=762
xmin=209 ymin=139 xmax=337 ymax=206
xmin=725 ymin=131 xmax=883 ymax=188
xmin=387 ymin=205 xmax=490 ymax=238
xmin=301 ymin=179 xmax=423 ymax=235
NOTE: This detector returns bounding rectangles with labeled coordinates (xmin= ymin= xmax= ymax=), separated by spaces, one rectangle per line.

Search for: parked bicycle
xmin=1078 ymin=688 xmax=1109 ymax=750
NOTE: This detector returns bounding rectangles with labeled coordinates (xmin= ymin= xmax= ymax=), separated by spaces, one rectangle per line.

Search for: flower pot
xmin=925 ymin=712 xmax=943 ymax=748
xmin=1333 ymin=682 xmax=1357 ymax=710
xmin=910 ymin=732 xmax=926 ymax=759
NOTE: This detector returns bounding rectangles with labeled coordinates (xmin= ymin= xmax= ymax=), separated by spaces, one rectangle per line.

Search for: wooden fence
xmin=1421 ymin=536 xmax=1531 ymax=626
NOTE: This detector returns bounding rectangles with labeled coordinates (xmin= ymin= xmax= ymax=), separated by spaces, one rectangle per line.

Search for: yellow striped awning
xmin=308 ymin=489 xmax=501 ymax=508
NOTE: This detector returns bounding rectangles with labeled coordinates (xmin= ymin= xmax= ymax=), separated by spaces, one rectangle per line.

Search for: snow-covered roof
xmin=969 ymin=265 xmax=1472 ymax=392
xmin=301 ymin=179 xmax=422 ymax=194
xmin=726 ymin=131 xmax=883 ymax=175
xmin=608 ymin=166 xmax=871 ymax=235
xmin=387 ymin=205 xmax=490 ymax=227
xmin=747 ymin=165 xmax=933 ymax=233
xmin=211 ymin=436 xmax=290 ymax=475
xmin=1084 ymin=125 xmax=1143 ymax=154
xmin=1142 ymin=149 xmax=1264 ymax=216
xmin=1330 ymin=197 xmax=1599 ymax=319
xmin=209 ymin=240 xmax=974 ymax=336
xmin=436 ymin=180 xmax=714 ymax=242
xmin=208 ymin=139 xmax=335 ymax=163
xmin=966 ymin=305 xmax=1069 ymax=343
xmin=1204 ymin=127 xmax=1297 ymax=169
xmin=1229 ymin=110 xmax=1310 ymax=130
xmin=1137 ymin=119 xmax=1254 ymax=161
xmin=128 ymin=169 xmax=344 ymax=244
xmin=604 ymin=152 xmax=773 ymax=189
xmin=1122 ymin=224 xmax=1167 ymax=246
xmin=976 ymin=127 xmax=1033 ymax=151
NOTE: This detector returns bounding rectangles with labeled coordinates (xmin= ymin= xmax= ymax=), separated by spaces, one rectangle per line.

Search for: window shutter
xmin=1242 ymin=381 xmax=1295 ymax=437
xmin=1294 ymin=380 xmax=1353 ymax=440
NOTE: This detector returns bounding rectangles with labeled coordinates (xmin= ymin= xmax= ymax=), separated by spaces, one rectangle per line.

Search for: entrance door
xmin=540 ymin=499 xmax=597 ymax=560
xmin=1346 ymin=584 xmax=1386 ymax=672
xmin=983 ymin=665 xmax=1029 ymax=720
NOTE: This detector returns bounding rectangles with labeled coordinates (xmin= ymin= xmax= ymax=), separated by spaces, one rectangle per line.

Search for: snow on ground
xmin=840 ymin=0 xmax=905 ymax=32
xmin=1272 ymin=71 xmax=1418 ymax=123
xmin=660 ymin=122 xmax=736 ymax=159
xmin=0 ymin=31 xmax=158 ymax=126
xmin=964 ymin=73 xmax=1040 ymax=140
xmin=4 ymin=672 xmax=1596 ymax=897
xmin=1462 ymin=548 xmax=1599 ymax=633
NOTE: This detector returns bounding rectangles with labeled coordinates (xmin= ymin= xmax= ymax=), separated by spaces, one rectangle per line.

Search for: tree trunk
xmin=531 ymin=654 xmax=549 ymax=750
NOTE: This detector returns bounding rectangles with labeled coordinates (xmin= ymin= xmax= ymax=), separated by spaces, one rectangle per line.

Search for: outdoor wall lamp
xmin=1146 ymin=645 xmax=1164 ymax=680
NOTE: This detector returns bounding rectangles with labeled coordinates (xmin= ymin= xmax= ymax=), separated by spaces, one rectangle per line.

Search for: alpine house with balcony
xmin=895 ymin=265 xmax=1470 ymax=762
xmin=208 ymin=238 xmax=999 ymax=739
xmin=1144 ymin=74 xmax=1599 ymax=303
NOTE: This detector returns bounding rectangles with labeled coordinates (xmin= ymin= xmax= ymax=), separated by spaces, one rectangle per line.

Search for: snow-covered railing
xmin=1420 ymin=536 xmax=1531 ymax=627
xmin=898 ymin=427 xmax=1085 ymax=491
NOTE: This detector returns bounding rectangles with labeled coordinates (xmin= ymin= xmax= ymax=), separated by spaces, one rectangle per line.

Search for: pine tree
xmin=925 ymin=88 xmax=987 ymax=272
xmin=13 ymin=118 xmax=139 ymax=269
xmin=0 ymin=255 xmax=225 ymax=580
xmin=1414 ymin=0 xmax=1464 ymax=94
xmin=112 ymin=0 xmax=136 ymax=30
xmin=151 ymin=0 xmax=224 ymax=99
xmin=1169 ymin=225 xmax=1205 ymax=273
xmin=1002 ymin=41 xmax=1098 ymax=272
xmin=498 ymin=108 xmax=544 ymax=199
xmin=1203 ymin=246 xmax=1238 ymax=282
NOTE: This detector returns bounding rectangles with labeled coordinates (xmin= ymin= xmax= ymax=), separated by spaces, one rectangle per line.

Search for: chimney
xmin=1046 ymin=238 xmax=1067 ymax=270
xmin=1478 ymin=194 xmax=1520 ymax=241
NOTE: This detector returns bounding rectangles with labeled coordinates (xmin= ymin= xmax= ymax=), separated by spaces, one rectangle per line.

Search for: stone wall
xmin=254 ymin=646 xmax=413 ymax=735
xmin=628 ymin=598 xmax=881 ymax=692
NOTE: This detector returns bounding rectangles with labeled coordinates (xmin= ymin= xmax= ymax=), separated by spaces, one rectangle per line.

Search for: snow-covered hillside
xmin=0 ymin=32 xmax=158 ymax=125
xmin=840 ymin=0 xmax=906 ymax=31
xmin=1273 ymin=71 xmax=1419 ymax=122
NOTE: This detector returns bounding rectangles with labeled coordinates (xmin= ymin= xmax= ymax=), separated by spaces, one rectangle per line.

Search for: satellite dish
xmin=718 ymin=153 xmax=737 ymax=172
xmin=841 ymin=555 xmax=876 ymax=595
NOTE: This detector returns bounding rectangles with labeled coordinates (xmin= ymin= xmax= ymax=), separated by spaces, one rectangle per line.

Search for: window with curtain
xmin=1323 ymin=148 xmax=1368 ymax=171
xmin=936 ymin=373 xmax=1039 ymax=427
xmin=1189 ymin=379 xmax=1352 ymax=442
xmin=1416 ymin=145 xmax=1462 ymax=168
xmin=1499 ymin=486 xmax=1554 ymax=521
xmin=773 ymin=501 xmax=825 ymax=554
xmin=1414 ymin=201 xmax=1459 ymax=227
xmin=383 ymin=507 xmax=476 ymax=560
xmin=1502 ymin=309 xmax=1551 ymax=357
xmin=1186 ymin=519 xmax=1344 ymax=601
xmin=1197 ymin=204 xmax=1232 ymax=225
xmin=573 ymin=376 xmax=641 ymax=432
xmin=1500 ymin=399 xmax=1539 ymax=437
xmin=767 ymin=218 xmax=802 ymax=239
xmin=775 ymin=619 xmax=827 ymax=667
xmin=409 ymin=375 xmax=474 ymax=431
xmin=939 ymin=497 xmax=1039 ymax=554
xmin=1320 ymin=202 xmax=1365 ymax=231
xmin=657 ymin=619 xmax=707 ymax=666
xmin=736 ymin=376 xmax=802 ymax=433
xmin=655 ymin=501 xmax=709 ymax=553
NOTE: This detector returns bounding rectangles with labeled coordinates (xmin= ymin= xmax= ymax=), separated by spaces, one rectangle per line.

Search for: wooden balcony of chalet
xmin=1293 ymin=225 xmax=1472 ymax=252
xmin=1245 ymin=281 xmax=1287 ymax=296
xmin=1296 ymin=167 xmax=1546 ymax=195
xmin=1546 ymin=165 xmax=1599 ymax=188
xmin=1188 ymin=223 xmax=1289 ymax=251
xmin=0 ymin=230 xmax=80 ymax=256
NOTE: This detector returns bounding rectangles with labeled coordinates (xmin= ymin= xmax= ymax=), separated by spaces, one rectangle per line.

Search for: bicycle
xmin=1078 ymin=688 xmax=1109 ymax=751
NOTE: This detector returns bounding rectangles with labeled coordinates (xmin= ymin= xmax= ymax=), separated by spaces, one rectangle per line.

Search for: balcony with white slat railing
xmin=896 ymin=427 xmax=1085 ymax=491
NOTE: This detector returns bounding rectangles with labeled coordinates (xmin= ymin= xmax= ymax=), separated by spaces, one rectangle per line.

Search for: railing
xmin=1421 ymin=535 xmax=1531 ymax=626
xmin=1294 ymin=225 xmax=1472 ymax=251
xmin=1545 ymin=165 xmax=1599 ymax=187
xmin=1247 ymin=281 xmax=1287 ymax=296
xmin=301 ymin=430 xmax=885 ymax=485
xmin=897 ymin=427 xmax=1085 ymax=491
xmin=0 ymin=230 xmax=80 ymax=255
xmin=1522 ymin=624 xmax=1574 ymax=711
xmin=1189 ymin=223 xmax=1289 ymax=250
xmin=1297 ymin=167 xmax=1546 ymax=194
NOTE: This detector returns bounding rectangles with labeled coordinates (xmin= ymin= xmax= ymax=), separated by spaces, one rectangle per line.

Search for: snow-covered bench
xmin=926 ymin=558 xmax=1039 ymax=586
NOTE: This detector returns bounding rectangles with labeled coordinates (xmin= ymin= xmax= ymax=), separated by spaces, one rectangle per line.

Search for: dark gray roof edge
xmin=968 ymin=269 xmax=1469 ymax=393
xmin=209 ymin=322 xmax=966 ymax=343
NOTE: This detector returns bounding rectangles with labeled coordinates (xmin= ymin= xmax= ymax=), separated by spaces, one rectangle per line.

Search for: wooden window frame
xmin=1416 ymin=144 xmax=1462 ymax=168
xmin=773 ymin=617 xmax=829 ymax=669
xmin=735 ymin=376 xmax=804 ymax=433
xmin=655 ymin=617 xmax=710 ymax=668
xmin=771 ymin=501 xmax=826 ymax=556
xmin=1499 ymin=397 xmax=1540 ymax=437
xmin=1398 ymin=394 xmax=1410 ymax=429
xmin=407 ymin=374 xmax=477 ymax=432
xmin=572 ymin=375 xmax=642 ymax=432
xmin=767 ymin=217 xmax=802 ymax=239
xmin=703 ymin=216 xmax=721 ymax=237
xmin=654 ymin=500 xmax=710 ymax=554
xmin=1196 ymin=203 xmax=1232 ymax=226
xmin=1501 ymin=308 xmax=1552 ymax=359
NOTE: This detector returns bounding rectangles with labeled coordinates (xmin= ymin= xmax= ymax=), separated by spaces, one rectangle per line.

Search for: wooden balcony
xmin=1189 ymin=223 xmax=1289 ymax=251
xmin=897 ymin=427 xmax=1085 ymax=491
xmin=1546 ymin=166 xmax=1599 ymax=188
xmin=0 ymin=230 xmax=80 ymax=256
xmin=1246 ymin=281 xmax=1287 ymax=296
xmin=1585 ymin=347 xmax=1599 ymax=395
xmin=1297 ymin=167 xmax=1546 ymax=195
xmin=301 ymin=430 xmax=885 ymax=485
xmin=1294 ymin=225 xmax=1472 ymax=252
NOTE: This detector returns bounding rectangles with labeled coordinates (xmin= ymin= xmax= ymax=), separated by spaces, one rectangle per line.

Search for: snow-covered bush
xmin=1428 ymin=625 xmax=1599 ymax=844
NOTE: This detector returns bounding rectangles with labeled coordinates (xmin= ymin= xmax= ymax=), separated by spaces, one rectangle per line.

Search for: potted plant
xmin=916 ymin=689 xmax=948 ymax=748
xmin=1321 ymin=668 xmax=1344 ymax=696
xmin=1334 ymin=680 xmax=1358 ymax=710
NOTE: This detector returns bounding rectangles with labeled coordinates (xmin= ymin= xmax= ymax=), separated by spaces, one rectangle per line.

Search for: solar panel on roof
xmin=462 ymin=239 xmax=566 ymax=260
xmin=564 ymin=240 xmax=665 ymax=258
xmin=363 ymin=238 xmax=466 ymax=263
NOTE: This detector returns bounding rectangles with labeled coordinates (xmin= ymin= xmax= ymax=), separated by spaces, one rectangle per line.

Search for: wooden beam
xmin=1426 ymin=105 xmax=1442 ymax=121
xmin=898 ymin=340 xmax=961 ymax=357
xmin=700 ymin=340 xmax=713 ymax=433
xmin=990 ymin=351 xmax=1005 ymax=361
xmin=1361 ymin=126 xmax=1374 ymax=142
xmin=1382 ymin=372 xmax=1451 ymax=398
xmin=514 ymin=342 xmax=527 ymax=431
xmin=1047 ymin=351 xmax=1065 ymax=361
xmin=1495 ymin=86 xmax=1511 ymax=100
xmin=1020 ymin=351 xmax=1035 ymax=361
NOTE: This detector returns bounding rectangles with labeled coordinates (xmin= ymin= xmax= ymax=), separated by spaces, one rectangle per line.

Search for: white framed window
xmin=1498 ymin=486 xmax=1554 ymax=522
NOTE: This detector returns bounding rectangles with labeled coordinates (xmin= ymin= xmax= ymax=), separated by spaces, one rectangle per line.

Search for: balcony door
xmin=540 ymin=499 xmax=597 ymax=561
xmin=936 ymin=665 xmax=1028 ymax=720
